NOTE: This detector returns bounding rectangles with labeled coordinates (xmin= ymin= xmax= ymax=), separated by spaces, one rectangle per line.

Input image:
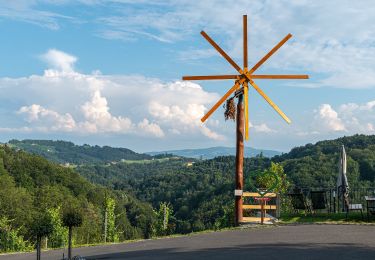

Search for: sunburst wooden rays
xmin=182 ymin=15 xmax=309 ymax=140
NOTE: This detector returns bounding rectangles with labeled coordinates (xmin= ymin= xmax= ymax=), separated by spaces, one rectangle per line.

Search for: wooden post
xmin=68 ymin=226 xmax=72 ymax=260
xmin=261 ymin=200 xmax=265 ymax=225
xmin=235 ymin=94 xmax=244 ymax=226
xmin=37 ymin=236 xmax=41 ymax=260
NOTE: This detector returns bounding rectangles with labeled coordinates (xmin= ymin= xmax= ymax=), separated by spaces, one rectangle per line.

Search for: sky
xmin=0 ymin=0 xmax=374 ymax=153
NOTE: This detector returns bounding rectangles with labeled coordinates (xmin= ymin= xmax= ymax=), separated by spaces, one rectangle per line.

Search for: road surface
xmin=2 ymin=224 xmax=375 ymax=259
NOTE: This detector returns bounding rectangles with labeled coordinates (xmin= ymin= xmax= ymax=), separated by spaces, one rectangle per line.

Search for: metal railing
xmin=281 ymin=187 xmax=375 ymax=213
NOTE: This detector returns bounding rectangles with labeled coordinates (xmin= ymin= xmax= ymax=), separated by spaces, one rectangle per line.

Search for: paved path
xmin=2 ymin=224 xmax=375 ymax=260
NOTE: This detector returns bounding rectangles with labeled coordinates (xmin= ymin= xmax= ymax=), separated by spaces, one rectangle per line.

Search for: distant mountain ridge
xmin=8 ymin=139 xmax=151 ymax=164
xmin=8 ymin=140 xmax=281 ymax=164
xmin=146 ymin=146 xmax=281 ymax=159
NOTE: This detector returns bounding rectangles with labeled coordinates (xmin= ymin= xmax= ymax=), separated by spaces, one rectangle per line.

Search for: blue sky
xmin=0 ymin=0 xmax=374 ymax=153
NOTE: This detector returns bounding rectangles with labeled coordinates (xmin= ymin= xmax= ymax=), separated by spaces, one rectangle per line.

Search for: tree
xmin=155 ymin=202 xmax=172 ymax=236
xmin=62 ymin=209 xmax=83 ymax=260
xmin=47 ymin=207 xmax=68 ymax=248
xmin=103 ymin=197 xmax=118 ymax=243
xmin=0 ymin=216 xmax=30 ymax=253
xmin=31 ymin=213 xmax=54 ymax=260
xmin=255 ymin=162 xmax=290 ymax=194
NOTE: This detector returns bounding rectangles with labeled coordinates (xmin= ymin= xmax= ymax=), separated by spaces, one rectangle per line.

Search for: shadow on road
xmin=86 ymin=242 xmax=375 ymax=260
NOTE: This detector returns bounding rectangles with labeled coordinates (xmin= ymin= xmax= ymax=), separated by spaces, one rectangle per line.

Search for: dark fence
xmin=281 ymin=187 xmax=375 ymax=213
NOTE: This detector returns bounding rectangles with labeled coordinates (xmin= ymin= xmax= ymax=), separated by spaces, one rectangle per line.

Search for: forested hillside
xmin=5 ymin=134 xmax=375 ymax=240
xmin=8 ymin=139 xmax=151 ymax=164
xmin=274 ymin=134 xmax=375 ymax=187
xmin=0 ymin=145 xmax=158 ymax=253
xmin=77 ymin=155 xmax=272 ymax=233
xmin=75 ymin=134 xmax=375 ymax=233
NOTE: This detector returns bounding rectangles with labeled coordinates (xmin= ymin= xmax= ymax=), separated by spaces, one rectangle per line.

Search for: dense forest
xmin=3 ymin=134 xmax=375 ymax=253
xmin=0 ymin=145 xmax=166 ymax=253
xmin=75 ymin=134 xmax=375 ymax=233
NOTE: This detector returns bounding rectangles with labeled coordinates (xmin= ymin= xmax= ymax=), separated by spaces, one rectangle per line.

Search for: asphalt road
xmin=2 ymin=224 xmax=375 ymax=260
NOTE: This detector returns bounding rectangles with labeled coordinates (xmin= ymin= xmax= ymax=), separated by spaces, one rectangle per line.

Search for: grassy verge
xmin=0 ymin=225 xmax=270 ymax=255
xmin=279 ymin=212 xmax=375 ymax=224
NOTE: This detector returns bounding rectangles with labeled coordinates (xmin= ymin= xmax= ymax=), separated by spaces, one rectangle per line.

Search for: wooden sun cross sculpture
xmin=182 ymin=15 xmax=309 ymax=225
xmin=183 ymin=15 xmax=308 ymax=139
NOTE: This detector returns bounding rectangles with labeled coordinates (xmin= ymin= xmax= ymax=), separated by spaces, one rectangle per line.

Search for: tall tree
xmin=31 ymin=213 xmax=54 ymax=260
xmin=62 ymin=209 xmax=83 ymax=260
xmin=104 ymin=197 xmax=118 ymax=243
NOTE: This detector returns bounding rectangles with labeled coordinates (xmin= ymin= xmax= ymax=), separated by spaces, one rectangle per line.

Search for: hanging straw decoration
xmin=224 ymin=97 xmax=236 ymax=121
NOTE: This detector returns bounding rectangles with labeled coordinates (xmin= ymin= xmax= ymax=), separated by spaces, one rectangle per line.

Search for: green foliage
xmin=255 ymin=162 xmax=290 ymax=193
xmin=104 ymin=197 xmax=119 ymax=242
xmin=47 ymin=207 xmax=68 ymax=248
xmin=154 ymin=202 xmax=173 ymax=236
xmin=74 ymin=134 xmax=375 ymax=234
xmin=0 ymin=145 xmax=157 ymax=253
xmin=31 ymin=213 xmax=54 ymax=239
xmin=2 ymin=134 xmax=375 ymax=253
xmin=0 ymin=217 xmax=30 ymax=252
xmin=63 ymin=210 xmax=83 ymax=228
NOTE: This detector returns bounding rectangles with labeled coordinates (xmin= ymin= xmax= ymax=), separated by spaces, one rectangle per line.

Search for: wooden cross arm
xmin=183 ymin=74 xmax=308 ymax=81
xmin=247 ymin=78 xmax=291 ymax=124
xmin=249 ymin=34 xmax=292 ymax=74
xmin=182 ymin=75 xmax=239 ymax=80
xmin=201 ymin=78 xmax=246 ymax=123
xmin=251 ymin=75 xmax=309 ymax=79
xmin=201 ymin=31 xmax=243 ymax=74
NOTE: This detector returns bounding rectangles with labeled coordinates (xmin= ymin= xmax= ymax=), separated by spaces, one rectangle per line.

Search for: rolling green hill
xmin=6 ymin=135 xmax=375 ymax=236
xmin=8 ymin=139 xmax=151 ymax=164
xmin=75 ymin=134 xmax=375 ymax=233
xmin=0 ymin=144 xmax=156 ymax=253
xmin=147 ymin=146 xmax=281 ymax=159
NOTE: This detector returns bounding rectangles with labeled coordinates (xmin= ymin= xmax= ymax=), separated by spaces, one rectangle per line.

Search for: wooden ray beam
xmin=200 ymin=31 xmax=294 ymax=79
xmin=201 ymin=31 xmax=243 ymax=73
xmin=243 ymin=15 xmax=248 ymax=69
xmin=183 ymin=75 xmax=238 ymax=80
xmin=243 ymin=15 xmax=249 ymax=140
xmin=201 ymin=78 xmax=245 ymax=123
xmin=243 ymin=81 xmax=249 ymax=140
xmin=252 ymin=75 xmax=309 ymax=79
xmin=248 ymin=78 xmax=291 ymax=124
xmin=248 ymin=34 xmax=292 ymax=74
xmin=183 ymin=74 xmax=309 ymax=80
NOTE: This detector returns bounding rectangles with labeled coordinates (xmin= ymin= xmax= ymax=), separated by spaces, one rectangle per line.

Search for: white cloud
xmin=0 ymin=1 xmax=73 ymax=30
xmin=18 ymin=104 xmax=76 ymax=132
xmin=41 ymin=49 xmax=77 ymax=72
xmin=248 ymin=121 xmax=276 ymax=134
xmin=138 ymin=119 xmax=164 ymax=138
xmin=2 ymin=1 xmax=375 ymax=89
xmin=316 ymin=104 xmax=346 ymax=131
xmin=312 ymin=101 xmax=375 ymax=135
xmin=253 ymin=123 xmax=275 ymax=133
xmin=80 ymin=90 xmax=133 ymax=133
xmin=93 ymin=1 xmax=375 ymax=89
xmin=1 ymin=49 xmax=222 ymax=141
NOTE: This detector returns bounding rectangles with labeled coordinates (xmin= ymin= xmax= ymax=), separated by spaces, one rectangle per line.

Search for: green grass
xmin=280 ymin=212 xmax=375 ymax=224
